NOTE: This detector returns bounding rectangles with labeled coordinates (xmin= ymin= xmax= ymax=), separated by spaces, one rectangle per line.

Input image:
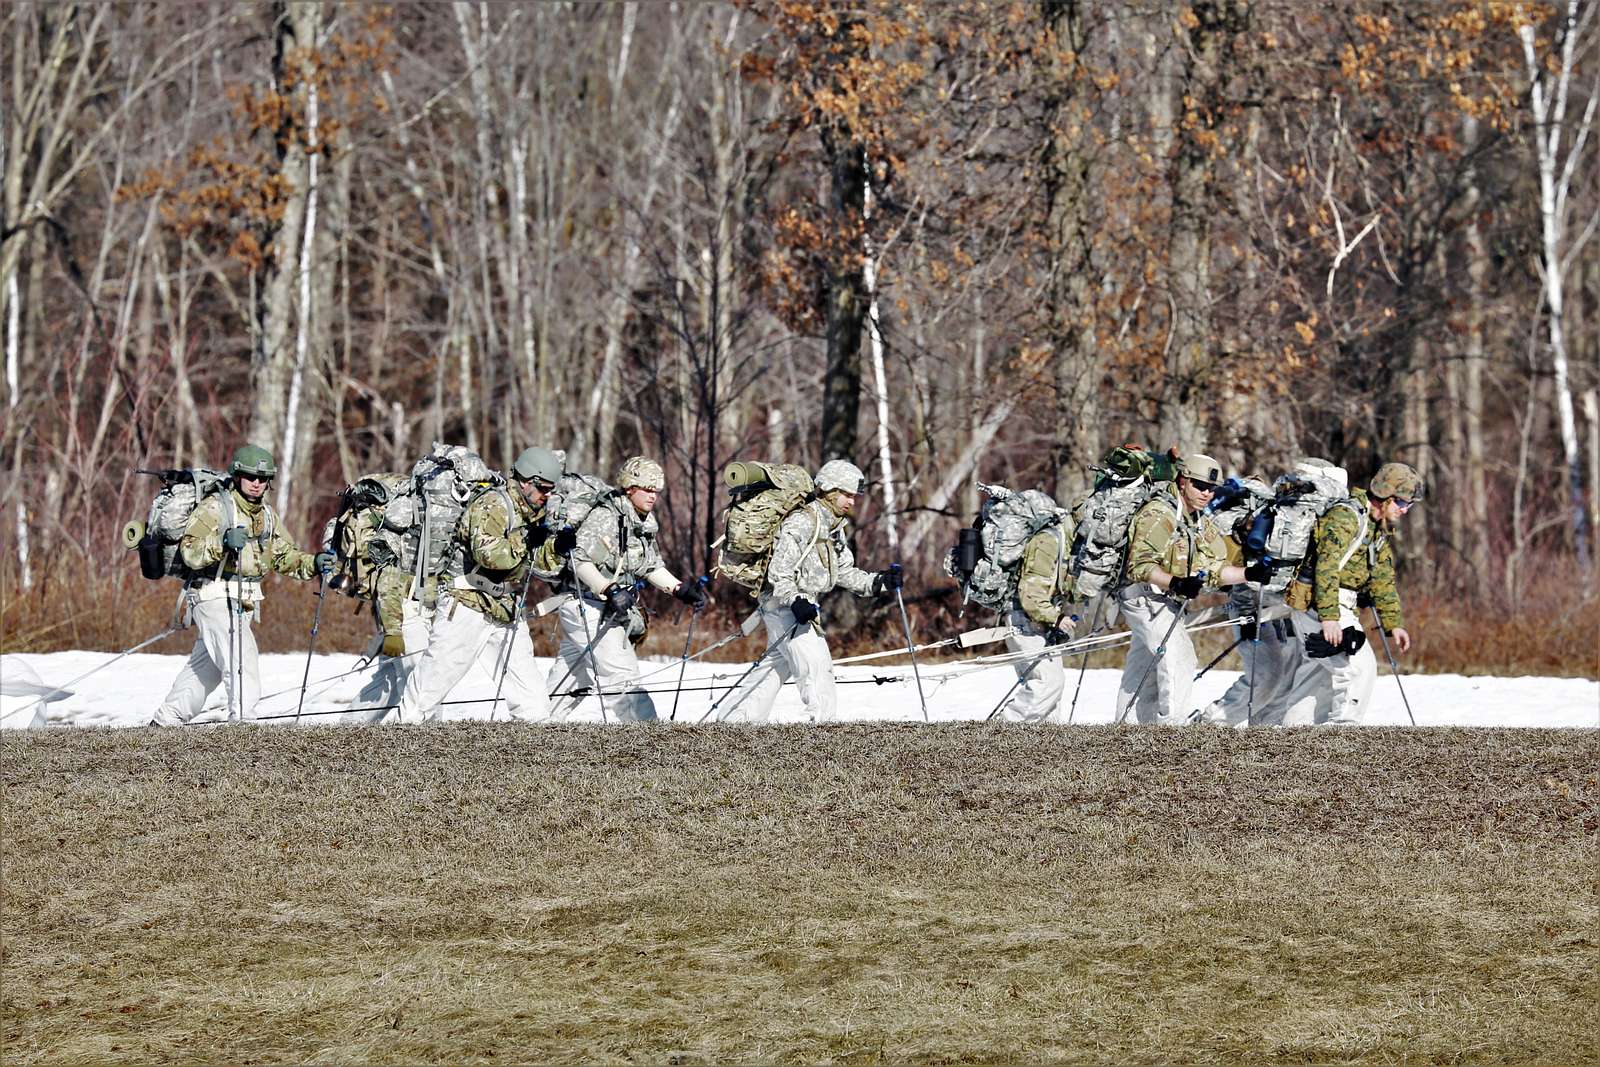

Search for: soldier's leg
xmin=1201 ymin=617 xmax=1296 ymax=726
xmin=395 ymin=601 xmax=487 ymax=724
xmin=230 ymin=610 xmax=262 ymax=721
xmin=152 ymin=602 xmax=224 ymax=726
xmin=474 ymin=619 xmax=552 ymax=723
xmin=589 ymin=620 xmax=655 ymax=723
xmin=1324 ymin=606 xmax=1377 ymax=725
xmin=717 ymin=606 xmax=792 ymax=723
xmin=1115 ymin=589 xmax=1171 ymax=724
xmin=353 ymin=628 xmax=399 ymax=719
xmin=1289 ymin=609 xmax=1350 ymax=726
xmin=1001 ymin=609 xmax=1065 ymax=724
xmin=1146 ymin=610 xmax=1196 ymax=725
xmin=784 ymin=622 xmax=839 ymax=722
xmin=546 ymin=598 xmax=599 ymax=721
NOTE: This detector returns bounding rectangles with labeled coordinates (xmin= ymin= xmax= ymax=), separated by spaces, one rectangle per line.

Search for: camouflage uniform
xmin=152 ymin=489 xmax=316 ymax=726
xmin=394 ymin=487 xmax=552 ymax=724
xmin=998 ymin=524 xmax=1074 ymax=724
xmin=350 ymin=569 xmax=434 ymax=721
xmin=718 ymin=497 xmax=878 ymax=723
xmin=1115 ymin=482 xmax=1230 ymax=725
xmin=1286 ymin=488 xmax=1400 ymax=725
xmin=548 ymin=495 xmax=679 ymax=723
xmin=1195 ymin=533 xmax=1311 ymax=727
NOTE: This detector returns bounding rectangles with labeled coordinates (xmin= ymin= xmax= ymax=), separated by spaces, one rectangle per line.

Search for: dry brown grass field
xmin=4 ymin=724 xmax=1597 ymax=1064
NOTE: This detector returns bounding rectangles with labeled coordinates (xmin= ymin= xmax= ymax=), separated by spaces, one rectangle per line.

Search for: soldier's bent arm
xmin=833 ymin=532 xmax=877 ymax=598
xmin=1016 ymin=528 xmax=1064 ymax=628
xmin=765 ymin=510 xmax=817 ymax=604
xmin=1123 ymin=504 xmax=1177 ymax=585
xmin=643 ymin=567 xmax=680 ymax=592
xmin=1312 ymin=508 xmax=1361 ymax=621
xmin=266 ymin=523 xmax=316 ymax=580
xmin=1368 ymin=538 xmax=1406 ymax=631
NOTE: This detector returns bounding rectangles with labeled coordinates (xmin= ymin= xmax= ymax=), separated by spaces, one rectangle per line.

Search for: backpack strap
xmin=1332 ymin=499 xmax=1368 ymax=574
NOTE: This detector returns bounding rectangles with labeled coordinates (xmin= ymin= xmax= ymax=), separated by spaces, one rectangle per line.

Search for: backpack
xmin=943 ymin=484 xmax=1067 ymax=613
xmin=1064 ymin=445 xmax=1176 ymax=601
xmin=711 ymin=461 xmax=815 ymax=591
xmin=1255 ymin=468 xmax=1366 ymax=591
xmin=529 ymin=471 xmax=621 ymax=582
xmin=405 ymin=442 xmax=503 ymax=594
xmin=319 ymin=472 xmax=411 ymax=600
xmin=128 ymin=467 xmax=256 ymax=581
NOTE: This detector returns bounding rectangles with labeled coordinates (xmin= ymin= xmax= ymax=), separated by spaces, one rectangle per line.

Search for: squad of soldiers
xmin=146 ymin=439 xmax=1422 ymax=730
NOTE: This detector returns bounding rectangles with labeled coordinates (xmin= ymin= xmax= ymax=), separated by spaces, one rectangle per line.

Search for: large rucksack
xmin=125 ymin=467 xmax=253 ymax=580
xmin=528 ymin=470 xmax=620 ymax=581
xmin=405 ymin=442 xmax=503 ymax=596
xmin=319 ymin=472 xmax=411 ymax=600
xmin=712 ymin=461 xmax=815 ymax=592
xmin=1255 ymin=464 xmax=1366 ymax=591
xmin=943 ymin=484 xmax=1067 ymax=613
xmin=1064 ymin=444 xmax=1176 ymax=601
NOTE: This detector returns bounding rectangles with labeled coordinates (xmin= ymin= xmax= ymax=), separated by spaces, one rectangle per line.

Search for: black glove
xmin=553 ymin=527 xmax=578 ymax=556
xmin=1340 ymin=626 xmax=1366 ymax=655
xmin=1356 ymin=590 xmax=1374 ymax=608
xmin=790 ymin=597 xmax=819 ymax=624
xmin=1168 ymin=574 xmax=1205 ymax=600
xmin=526 ymin=522 xmax=551 ymax=547
xmin=1243 ymin=561 xmax=1272 ymax=584
xmin=604 ymin=583 xmax=636 ymax=616
xmin=221 ymin=526 xmax=249 ymax=553
xmin=873 ymin=564 xmax=903 ymax=595
xmin=313 ymin=551 xmax=337 ymax=575
xmin=1305 ymin=624 xmax=1365 ymax=659
xmin=1238 ymin=619 xmax=1258 ymax=641
xmin=1045 ymin=619 xmax=1075 ymax=646
xmin=672 ymin=578 xmax=708 ymax=612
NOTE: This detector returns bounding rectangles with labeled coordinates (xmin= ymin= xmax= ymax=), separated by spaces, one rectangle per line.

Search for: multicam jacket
xmin=180 ymin=489 xmax=315 ymax=590
xmin=448 ymin=487 xmax=555 ymax=624
xmin=571 ymin=495 xmax=664 ymax=589
xmin=1301 ymin=488 xmax=1403 ymax=630
xmin=765 ymin=499 xmax=875 ymax=605
xmin=1123 ymin=482 xmax=1230 ymax=592
xmin=1015 ymin=525 xmax=1072 ymax=628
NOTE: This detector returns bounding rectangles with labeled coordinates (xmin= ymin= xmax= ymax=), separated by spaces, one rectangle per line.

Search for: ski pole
xmin=1246 ymin=582 xmax=1263 ymax=727
xmin=293 ymin=572 xmax=327 ymax=725
xmin=884 ymin=565 xmax=929 ymax=722
xmin=1194 ymin=631 xmax=1246 ymax=682
xmin=985 ymin=635 xmax=1061 ymax=722
xmin=1 ymin=617 xmax=187 ymax=722
xmin=1369 ymin=605 xmax=1416 ymax=726
xmin=1116 ymin=597 xmax=1190 ymax=724
xmin=698 ymin=622 xmax=797 ymax=724
xmin=1067 ymin=596 xmax=1110 ymax=724
xmin=548 ymin=608 xmax=619 ymax=711
xmin=669 ymin=576 xmax=709 ymax=722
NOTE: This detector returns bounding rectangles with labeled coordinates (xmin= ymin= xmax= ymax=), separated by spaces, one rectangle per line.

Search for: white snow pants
xmin=393 ymin=600 xmax=549 ymax=724
xmin=1199 ymin=614 xmax=1304 ymax=727
xmin=1289 ymin=601 xmax=1376 ymax=726
xmin=716 ymin=601 xmax=837 ymax=723
xmin=546 ymin=596 xmax=655 ymax=723
xmin=154 ymin=596 xmax=259 ymax=725
xmin=352 ymin=598 xmax=433 ymax=723
xmin=998 ymin=609 xmax=1065 ymax=723
xmin=1114 ymin=586 xmax=1196 ymax=726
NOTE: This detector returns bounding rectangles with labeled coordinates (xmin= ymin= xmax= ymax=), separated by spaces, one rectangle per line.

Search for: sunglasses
xmin=1188 ymin=478 xmax=1219 ymax=493
xmin=1394 ymin=498 xmax=1414 ymax=512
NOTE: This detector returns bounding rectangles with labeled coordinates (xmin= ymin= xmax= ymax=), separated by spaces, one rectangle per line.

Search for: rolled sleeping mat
xmin=121 ymin=520 xmax=146 ymax=549
xmin=724 ymin=461 xmax=773 ymax=490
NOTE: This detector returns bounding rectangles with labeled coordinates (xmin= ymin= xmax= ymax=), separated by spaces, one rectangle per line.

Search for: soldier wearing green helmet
xmin=152 ymin=444 xmax=334 ymax=726
xmin=1286 ymin=461 xmax=1421 ymax=725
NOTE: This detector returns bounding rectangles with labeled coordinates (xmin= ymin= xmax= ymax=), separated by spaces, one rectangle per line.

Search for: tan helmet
xmin=814 ymin=459 xmax=866 ymax=494
xmin=615 ymin=455 xmax=665 ymax=491
xmin=1370 ymin=462 xmax=1423 ymax=502
xmin=1175 ymin=451 xmax=1222 ymax=484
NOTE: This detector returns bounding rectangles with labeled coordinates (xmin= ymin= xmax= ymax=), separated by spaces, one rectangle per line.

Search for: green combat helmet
xmin=511 ymin=446 xmax=564 ymax=485
xmin=1370 ymin=462 xmax=1423 ymax=502
xmin=229 ymin=444 xmax=278 ymax=479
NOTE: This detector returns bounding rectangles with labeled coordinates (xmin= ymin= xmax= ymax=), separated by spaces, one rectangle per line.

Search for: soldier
xmin=1286 ymin=461 xmax=1420 ymax=726
xmin=349 ymin=566 xmax=430 ymax=720
xmin=717 ymin=459 xmax=897 ymax=724
xmin=151 ymin=445 xmax=333 ymax=726
xmin=392 ymin=446 xmax=564 ymax=724
xmin=547 ymin=456 xmax=705 ymax=723
xmin=1115 ymin=451 xmax=1256 ymax=725
xmin=996 ymin=513 xmax=1077 ymax=723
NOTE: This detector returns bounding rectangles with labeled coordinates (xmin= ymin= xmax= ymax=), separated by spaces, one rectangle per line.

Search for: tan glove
xmin=380 ymin=634 xmax=405 ymax=658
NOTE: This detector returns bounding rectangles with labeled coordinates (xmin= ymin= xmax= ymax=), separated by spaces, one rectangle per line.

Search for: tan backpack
xmin=711 ymin=461 xmax=815 ymax=591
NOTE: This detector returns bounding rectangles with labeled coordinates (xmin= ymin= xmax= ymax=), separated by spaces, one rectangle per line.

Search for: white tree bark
xmin=6 ymin=271 xmax=29 ymax=590
xmin=277 ymin=78 xmax=319 ymax=515
xmin=1518 ymin=0 xmax=1598 ymax=572
xmin=864 ymin=184 xmax=898 ymax=553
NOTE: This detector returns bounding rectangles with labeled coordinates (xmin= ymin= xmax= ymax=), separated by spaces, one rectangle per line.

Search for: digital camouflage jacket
xmin=572 ymin=496 xmax=664 ymax=587
xmin=181 ymin=489 xmax=315 ymax=585
xmin=1123 ymin=482 xmax=1229 ymax=591
xmin=1305 ymin=488 xmax=1403 ymax=630
xmin=766 ymin=499 xmax=875 ymax=605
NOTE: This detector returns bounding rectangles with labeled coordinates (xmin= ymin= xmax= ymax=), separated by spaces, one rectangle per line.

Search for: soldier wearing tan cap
xmin=1115 ymin=450 xmax=1251 ymax=725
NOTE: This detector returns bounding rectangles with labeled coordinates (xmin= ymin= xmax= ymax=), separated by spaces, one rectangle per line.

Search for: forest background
xmin=2 ymin=0 xmax=1597 ymax=676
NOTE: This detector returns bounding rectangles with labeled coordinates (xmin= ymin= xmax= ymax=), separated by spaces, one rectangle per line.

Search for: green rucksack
xmin=712 ymin=461 xmax=815 ymax=592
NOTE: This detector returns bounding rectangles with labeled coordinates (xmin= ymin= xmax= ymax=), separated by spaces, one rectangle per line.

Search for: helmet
xmin=1175 ymin=451 xmax=1222 ymax=484
xmin=229 ymin=444 xmax=278 ymax=479
xmin=615 ymin=456 xmax=665 ymax=491
xmin=814 ymin=459 xmax=866 ymax=494
xmin=1370 ymin=462 xmax=1423 ymax=502
xmin=511 ymin=446 xmax=564 ymax=485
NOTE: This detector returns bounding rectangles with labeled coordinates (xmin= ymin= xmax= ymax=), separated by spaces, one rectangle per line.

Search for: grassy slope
xmin=3 ymin=724 xmax=1597 ymax=1064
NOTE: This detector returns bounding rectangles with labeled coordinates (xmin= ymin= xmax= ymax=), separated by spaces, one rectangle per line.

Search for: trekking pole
xmin=884 ymin=564 xmax=929 ymax=722
xmin=1369 ymin=605 xmax=1417 ymax=726
xmin=1067 ymin=595 xmax=1110 ymax=724
xmin=669 ymin=576 xmax=710 ymax=722
xmin=1246 ymin=582 xmax=1263 ymax=727
xmin=548 ymin=607 xmax=619 ymax=722
xmin=1115 ymin=597 xmax=1189 ymax=724
xmin=293 ymin=572 xmax=327 ymax=725
xmin=985 ymin=638 xmax=1060 ymax=722
xmin=1194 ymin=631 xmax=1246 ymax=682
xmin=488 ymin=565 xmax=538 ymax=722
xmin=1 ymin=615 xmax=188 ymax=722
xmin=698 ymin=622 xmax=797 ymax=724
